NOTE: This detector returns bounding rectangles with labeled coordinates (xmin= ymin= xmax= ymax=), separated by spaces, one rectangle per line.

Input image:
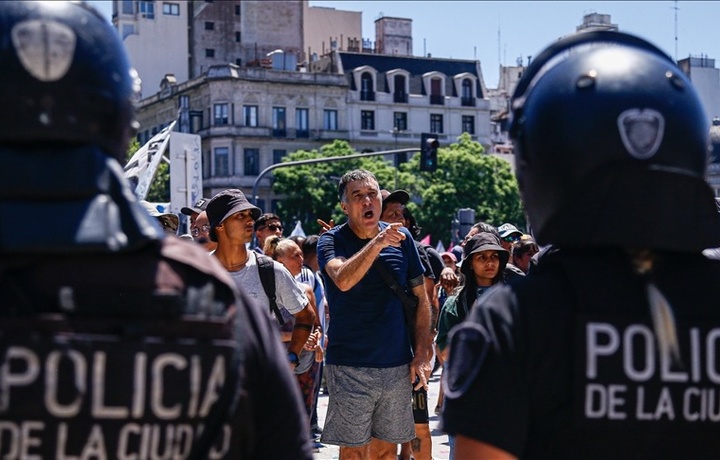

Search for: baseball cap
xmin=380 ymin=189 xmax=410 ymax=211
xmin=140 ymin=200 xmax=179 ymax=234
xmin=497 ymin=223 xmax=522 ymax=238
xmin=180 ymin=197 xmax=210 ymax=216
xmin=440 ymin=251 xmax=457 ymax=263
xmin=206 ymin=189 xmax=261 ymax=241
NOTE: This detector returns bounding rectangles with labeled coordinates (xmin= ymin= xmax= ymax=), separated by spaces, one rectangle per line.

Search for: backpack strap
xmin=256 ymin=255 xmax=285 ymax=325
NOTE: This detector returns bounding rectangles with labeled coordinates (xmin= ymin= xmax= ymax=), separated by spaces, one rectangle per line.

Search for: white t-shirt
xmin=227 ymin=251 xmax=308 ymax=322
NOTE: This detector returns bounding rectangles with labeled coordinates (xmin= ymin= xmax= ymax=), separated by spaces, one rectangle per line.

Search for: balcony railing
xmin=394 ymin=92 xmax=408 ymax=103
xmin=430 ymin=95 xmax=444 ymax=105
xmin=461 ymin=97 xmax=475 ymax=107
xmin=360 ymin=90 xmax=375 ymax=101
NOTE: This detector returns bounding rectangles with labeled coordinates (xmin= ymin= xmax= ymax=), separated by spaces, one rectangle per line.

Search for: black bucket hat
xmin=206 ymin=189 xmax=261 ymax=242
xmin=461 ymin=233 xmax=509 ymax=276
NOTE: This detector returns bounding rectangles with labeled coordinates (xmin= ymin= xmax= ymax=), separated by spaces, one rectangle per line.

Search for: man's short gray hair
xmin=337 ymin=169 xmax=377 ymax=202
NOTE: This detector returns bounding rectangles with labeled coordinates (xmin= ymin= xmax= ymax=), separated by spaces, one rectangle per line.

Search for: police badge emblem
xmin=11 ymin=19 xmax=76 ymax=82
xmin=617 ymin=108 xmax=665 ymax=160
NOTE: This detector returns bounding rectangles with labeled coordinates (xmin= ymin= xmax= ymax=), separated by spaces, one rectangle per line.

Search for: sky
xmin=89 ymin=1 xmax=720 ymax=88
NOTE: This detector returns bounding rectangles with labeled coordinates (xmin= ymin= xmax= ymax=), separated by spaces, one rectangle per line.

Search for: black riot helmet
xmin=0 ymin=1 xmax=140 ymax=161
xmin=509 ymin=31 xmax=720 ymax=253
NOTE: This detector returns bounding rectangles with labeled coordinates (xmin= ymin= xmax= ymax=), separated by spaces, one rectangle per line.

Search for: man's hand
xmin=410 ymin=347 xmax=433 ymax=391
xmin=439 ymin=266 xmax=460 ymax=293
xmin=317 ymin=218 xmax=335 ymax=234
xmin=376 ymin=222 xmax=406 ymax=249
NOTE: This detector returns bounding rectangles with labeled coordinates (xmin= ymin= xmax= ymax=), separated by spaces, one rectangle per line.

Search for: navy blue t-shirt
xmin=317 ymin=221 xmax=424 ymax=368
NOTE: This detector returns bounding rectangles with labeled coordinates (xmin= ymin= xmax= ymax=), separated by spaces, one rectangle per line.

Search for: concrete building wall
xmin=190 ymin=1 xmax=242 ymax=77
xmin=679 ymin=57 xmax=720 ymax=123
xmin=240 ymin=0 xmax=304 ymax=67
xmin=375 ymin=17 xmax=413 ymax=56
xmin=576 ymin=12 xmax=618 ymax=33
xmin=303 ymin=2 xmax=363 ymax=60
xmin=114 ymin=0 xmax=189 ymax=98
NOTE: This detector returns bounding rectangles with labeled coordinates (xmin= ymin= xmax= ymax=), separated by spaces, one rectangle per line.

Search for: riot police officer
xmin=441 ymin=30 xmax=720 ymax=459
xmin=0 ymin=2 xmax=312 ymax=458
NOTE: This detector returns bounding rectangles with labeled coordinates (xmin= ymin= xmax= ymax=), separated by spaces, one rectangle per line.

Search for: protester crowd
xmin=151 ymin=178 xmax=537 ymax=459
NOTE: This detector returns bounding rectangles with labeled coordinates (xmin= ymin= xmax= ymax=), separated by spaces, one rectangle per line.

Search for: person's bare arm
xmin=454 ymin=435 xmax=517 ymax=460
xmin=287 ymin=300 xmax=316 ymax=357
xmin=410 ymin=280 xmax=433 ymax=390
xmin=424 ymin=276 xmax=439 ymax=333
xmin=324 ymin=222 xmax=405 ymax=291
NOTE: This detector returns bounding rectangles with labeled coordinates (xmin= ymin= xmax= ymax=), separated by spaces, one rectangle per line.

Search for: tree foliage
xmin=272 ymin=140 xmax=397 ymax=234
xmin=125 ymin=138 xmax=170 ymax=203
xmin=271 ymin=134 xmax=524 ymax=242
xmin=399 ymin=133 xmax=525 ymax=245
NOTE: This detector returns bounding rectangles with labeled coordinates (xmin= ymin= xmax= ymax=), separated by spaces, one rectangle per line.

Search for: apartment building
xmin=126 ymin=1 xmax=493 ymax=208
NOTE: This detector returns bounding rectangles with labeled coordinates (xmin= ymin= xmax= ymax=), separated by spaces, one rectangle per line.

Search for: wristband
xmin=287 ymin=351 xmax=300 ymax=367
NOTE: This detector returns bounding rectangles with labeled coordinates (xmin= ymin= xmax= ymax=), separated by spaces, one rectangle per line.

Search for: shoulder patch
xmin=442 ymin=322 xmax=491 ymax=399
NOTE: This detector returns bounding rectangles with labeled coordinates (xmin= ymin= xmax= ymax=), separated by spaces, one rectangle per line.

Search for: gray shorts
xmin=321 ymin=364 xmax=415 ymax=447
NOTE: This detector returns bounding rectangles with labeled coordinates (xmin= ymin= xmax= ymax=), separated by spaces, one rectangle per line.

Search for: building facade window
xmin=272 ymin=107 xmax=286 ymax=137
xmin=430 ymin=114 xmax=444 ymax=133
xmin=162 ymin=3 xmax=180 ymax=15
xmin=393 ymin=112 xmax=407 ymax=131
xmin=138 ymin=1 xmax=154 ymax=18
xmin=394 ymin=75 xmax=407 ymax=103
xmin=430 ymin=77 xmax=444 ymax=105
xmin=205 ymin=49 xmax=215 ymax=58
xmin=360 ymin=72 xmax=375 ymax=101
xmin=121 ymin=0 xmax=134 ymax=14
xmin=296 ymin=108 xmax=309 ymax=138
xmin=461 ymin=79 xmax=474 ymax=106
xmin=214 ymin=147 xmax=229 ymax=176
xmin=323 ymin=109 xmax=338 ymax=130
xmin=235 ymin=31 xmax=241 ymax=42
xmin=244 ymin=148 xmax=259 ymax=175
xmin=243 ymin=105 xmax=258 ymax=127
xmin=361 ymin=110 xmax=375 ymax=130
xmin=273 ymin=149 xmax=287 ymax=164
xmin=205 ymin=21 xmax=214 ymax=30
xmin=213 ymin=103 xmax=229 ymax=125
xmin=462 ymin=115 xmax=475 ymax=135
xmin=190 ymin=110 xmax=203 ymax=133
xmin=235 ymin=4 xmax=241 ymax=15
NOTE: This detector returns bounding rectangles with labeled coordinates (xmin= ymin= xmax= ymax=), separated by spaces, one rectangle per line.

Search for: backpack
xmin=256 ymin=254 xmax=285 ymax=325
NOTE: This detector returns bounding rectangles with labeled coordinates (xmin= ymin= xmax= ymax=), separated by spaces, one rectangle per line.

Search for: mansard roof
xmin=337 ymin=51 xmax=484 ymax=98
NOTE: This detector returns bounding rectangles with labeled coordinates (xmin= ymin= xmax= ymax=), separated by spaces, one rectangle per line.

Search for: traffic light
xmin=420 ymin=133 xmax=439 ymax=172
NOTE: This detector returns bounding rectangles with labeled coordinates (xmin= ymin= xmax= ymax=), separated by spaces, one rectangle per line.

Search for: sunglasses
xmin=502 ymin=235 xmax=521 ymax=243
xmin=191 ymin=224 xmax=211 ymax=237
xmin=260 ymin=223 xmax=283 ymax=232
